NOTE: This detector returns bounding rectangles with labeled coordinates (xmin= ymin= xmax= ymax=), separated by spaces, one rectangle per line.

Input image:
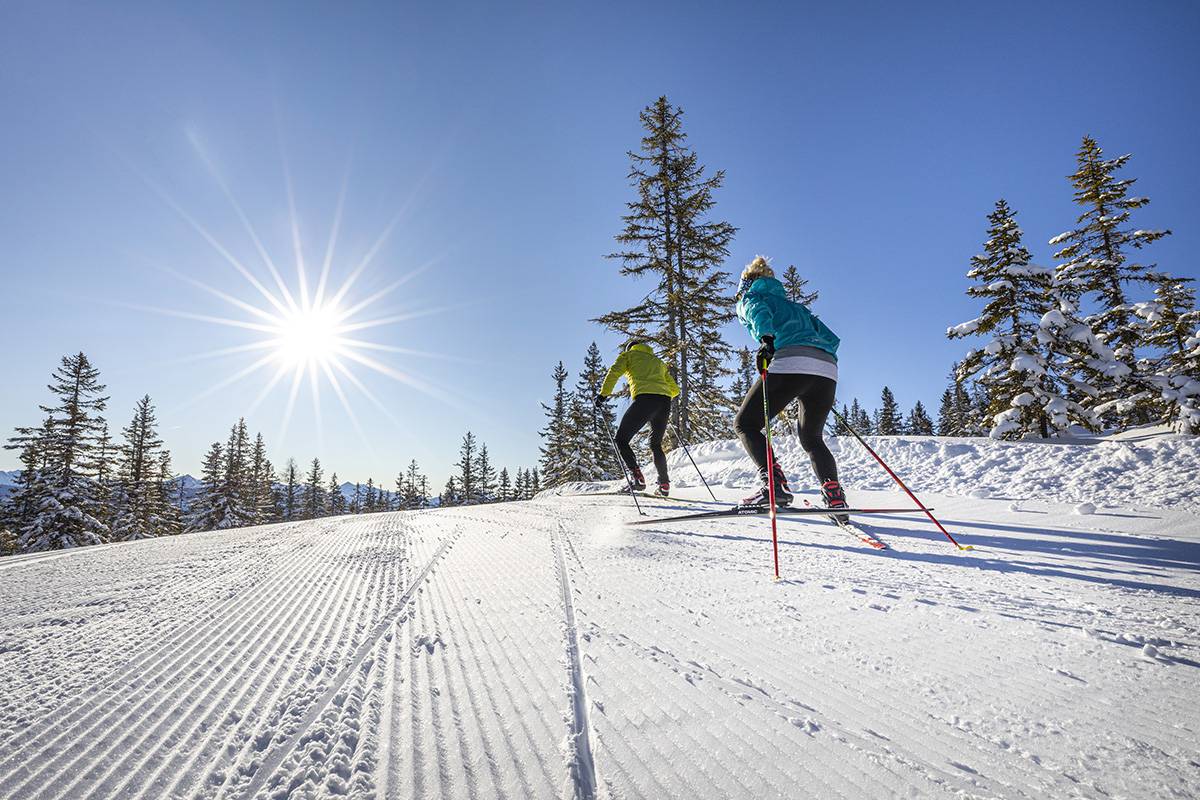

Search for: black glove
xmin=593 ymin=392 xmax=606 ymax=406
xmin=756 ymin=336 xmax=775 ymax=372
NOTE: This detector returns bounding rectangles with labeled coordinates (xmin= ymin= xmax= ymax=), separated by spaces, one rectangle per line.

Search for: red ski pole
xmin=832 ymin=407 xmax=971 ymax=551
xmin=761 ymin=370 xmax=781 ymax=579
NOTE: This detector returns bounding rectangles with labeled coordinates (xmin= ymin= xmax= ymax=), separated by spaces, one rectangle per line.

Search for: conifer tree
xmin=831 ymin=404 xmax=851 ymax=436
xmin=247 ymin=433 xmax=275 ymax=524
xmin=936 ymin=389 xmax=956 ymax=436
xmin=364 ymin=478 xmax=377 ymax=512
xmin=94 ymin=423 xmax=115 ymax=530
xmin=303 ymin=458 xmax=324 ymax=519
xmin=781 ymin=265 xmax=819 ymax=305
xmin=214 ymin=419 xmax=255 ymax=528
xmin=730 ymin=347 xmax=755 ymax=400
xmin=187 ymin=442 xmax=226 ymax=532
xmin=905 ymin=401 xmax=935 ymax=435
xmin=456 ymin=432 xmax=478 ymax=503
xmin=349 ymin=482 xmax=361 ymax=514
xmin=476 ymin=443 xmax=497 ymax=503
xmin=154 ymin=450 xmax=182 ymax=536
xmin=875 ymin=387 xmax=902 ymax=435
xmin=2 ymin=425 xmax=49 ymax=545
xmin=1051 ymin=136 xmax=1172 ymax=425
xmin=848 ymin=398 xmax=873 ymax=434
xmin=497 ymin=467 xmax=511 ymax=502
xmin=441 ymin=475 xmax=460 ymax=507
xmin=949 ymin=200 xmax=1075 ymax=438
xmin=1137 ymin=275 xmax=1200 ymax=432
xmin=538 ymin=362 xmax=572 ymax=487
xmin=281 ymin=459 xmax=301 ymax=520
xmin=111 ymin=395 xmax=166 ymax=541
xmin=596 ymin=96 xmax=737 ymax=441
xmin=577 ymin=343 xmax=619 ymax=477
xmin=5 ymin=353 xmax=110 ymax=550
xmin=401 ymin=460 xmax=424 ymax=508
xmin=530 ymin=468 xmax=541 ymax=496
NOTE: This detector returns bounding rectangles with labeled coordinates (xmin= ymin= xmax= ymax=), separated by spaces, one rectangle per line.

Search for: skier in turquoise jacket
xmin=734 ymin=256 xmax=849 ymax=519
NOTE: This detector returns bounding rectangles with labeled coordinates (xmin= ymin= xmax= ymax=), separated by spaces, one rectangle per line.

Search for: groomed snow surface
xmin=2 ymin=435 xmax=1199 ymax=799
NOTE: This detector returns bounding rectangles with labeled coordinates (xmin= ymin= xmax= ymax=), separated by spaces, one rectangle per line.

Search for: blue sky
xmin=2 ymin=0 xmax=1198 ymax=486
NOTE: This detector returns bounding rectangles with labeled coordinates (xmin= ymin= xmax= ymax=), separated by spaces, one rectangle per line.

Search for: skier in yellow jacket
xmin=598 ymin=341 xmax=680 ymax=496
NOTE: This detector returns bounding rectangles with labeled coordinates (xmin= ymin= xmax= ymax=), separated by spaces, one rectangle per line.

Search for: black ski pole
xmin=670 ymin=422 xmax=718 ymax=502
xmin=601 ymin=399 xmax=645 ymax=516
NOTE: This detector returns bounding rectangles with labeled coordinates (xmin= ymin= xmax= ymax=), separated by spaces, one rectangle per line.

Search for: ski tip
xmin=959 ymin=544 xmax=975 ymax=551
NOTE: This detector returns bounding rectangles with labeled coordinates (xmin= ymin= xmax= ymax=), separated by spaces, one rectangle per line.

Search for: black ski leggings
xmin=615 ymin=393 xmax=671 ymax=483
xmin=734 ymin=373 xmax=839 ymax=483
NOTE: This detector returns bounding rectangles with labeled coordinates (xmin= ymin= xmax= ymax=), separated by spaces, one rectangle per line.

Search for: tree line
xmin=1 ymin=352 xmax=538 ymax=555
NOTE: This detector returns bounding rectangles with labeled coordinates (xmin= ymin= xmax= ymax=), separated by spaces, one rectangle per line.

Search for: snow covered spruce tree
xmin=111 ymin=395 xmax=169 ymax=541
xmin=948 ymin=199 xmax=1087 ymax=438
xmin=155 ymin=450 xmax=182 ymax=536
xmin=247 ymin=433 xmax=276 ymax=524
xmin=1050 ymin=136 xmax=1173 ymax=426
xmin=4 ymin=352 xmax=111 ymax=550
xmin=326 ymin=473 xmax=346 ymax=517
xmin=280 ymin=458 xmax=301 ymax=521
xmin=303 ymin=458 xmax=325 ymax=519
xmin=1135 ymin=275 xmax=1200 ymax=432
xmin=596 ymin=96 xmax=738 ymax=442
xmin=187 ymin=442 xmax=226 ymax=532
xmin=497 ymin=467 xmax=511 ymax=502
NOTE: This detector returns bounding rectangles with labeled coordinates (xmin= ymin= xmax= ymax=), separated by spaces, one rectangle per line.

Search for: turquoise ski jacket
xmin=736 ymin=277 xmax=840 ymax=359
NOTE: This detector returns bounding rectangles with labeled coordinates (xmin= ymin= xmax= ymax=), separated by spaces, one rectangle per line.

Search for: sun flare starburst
xmin=130 ymin=137 xmax=457 ymax=452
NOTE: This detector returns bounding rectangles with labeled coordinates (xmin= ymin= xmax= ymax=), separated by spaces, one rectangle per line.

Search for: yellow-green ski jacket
xmin=600 ymin=344 xmax=681 ymax=399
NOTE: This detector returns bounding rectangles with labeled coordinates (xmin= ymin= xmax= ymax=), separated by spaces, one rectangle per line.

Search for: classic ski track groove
xmin=237 ymin=523 xmax=460 ymax=799
xmin=0 ymin=523 xmax=354 ymax=798
xmin=0 ymin=525 xmax=318 ymax=725
xmin=73 ymin=522 xmax=385 ymax=800
xmin=552 ymin=521 xmax=598 ymax=800
xmin=158 ymin=520 xmax=408 ymax=799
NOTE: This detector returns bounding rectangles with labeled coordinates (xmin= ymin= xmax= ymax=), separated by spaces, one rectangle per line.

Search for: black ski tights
xmin=615 ymin=393 xmax=672 ymax=483
xmin=734 ymin=373 xmax=838 ymax=483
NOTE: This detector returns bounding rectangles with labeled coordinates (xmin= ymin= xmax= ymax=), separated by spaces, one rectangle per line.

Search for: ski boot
xmin=628 ymin=469 xmax=646 ymax=492
xmin=655 ymin=481 xmax=670 ymax=498
xmin=821 ymin=479 xmax=850 ymax=524
xmin=740 ymin=466 xmax=793 ymax=508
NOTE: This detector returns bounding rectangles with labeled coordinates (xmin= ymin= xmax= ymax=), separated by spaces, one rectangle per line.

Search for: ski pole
xmin=602 ymin=401 xmax=645 ymax=516
xmin=761 ymin=370 xmax=781 ymax=580
xmin=831 ymin=407 xmax=970 ymax=551
xmin=670 ymin=422 xmax=718 ymax=502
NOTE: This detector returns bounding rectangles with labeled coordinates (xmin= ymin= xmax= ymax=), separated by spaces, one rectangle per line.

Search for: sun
xmin=273 ymin=302 xmax=346 ymax=367
xmin=130 ymin=134 xmax=456 ymax=451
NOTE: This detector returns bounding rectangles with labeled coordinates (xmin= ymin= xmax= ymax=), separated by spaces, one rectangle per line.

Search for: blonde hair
xmin=741 ymin=255 xmax=774 ymax=282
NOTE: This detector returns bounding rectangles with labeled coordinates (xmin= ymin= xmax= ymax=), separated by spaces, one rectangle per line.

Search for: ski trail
xmin=0 ymin=522 xmax=354 ymax=799
xmin=552 ymin=521 xmax=598 ymax=800
xmin=238 ymin=524 xmax=460 ymax=799
xmin=155 ymin=519 xmax=408 ymax=798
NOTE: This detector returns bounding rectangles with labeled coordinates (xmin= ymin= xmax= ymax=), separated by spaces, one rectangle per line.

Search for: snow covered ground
xmin=1 ymin=437 xmax=1198 ymax=799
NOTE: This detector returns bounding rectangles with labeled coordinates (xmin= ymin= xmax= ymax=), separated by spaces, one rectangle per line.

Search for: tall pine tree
xmin=1051 ymin=136 xmax=1172 ymax=426
xmin=596 ymin=96 xmax=737 ymax=441
xmin=6 ymin=353 xmax=110 ymax=550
